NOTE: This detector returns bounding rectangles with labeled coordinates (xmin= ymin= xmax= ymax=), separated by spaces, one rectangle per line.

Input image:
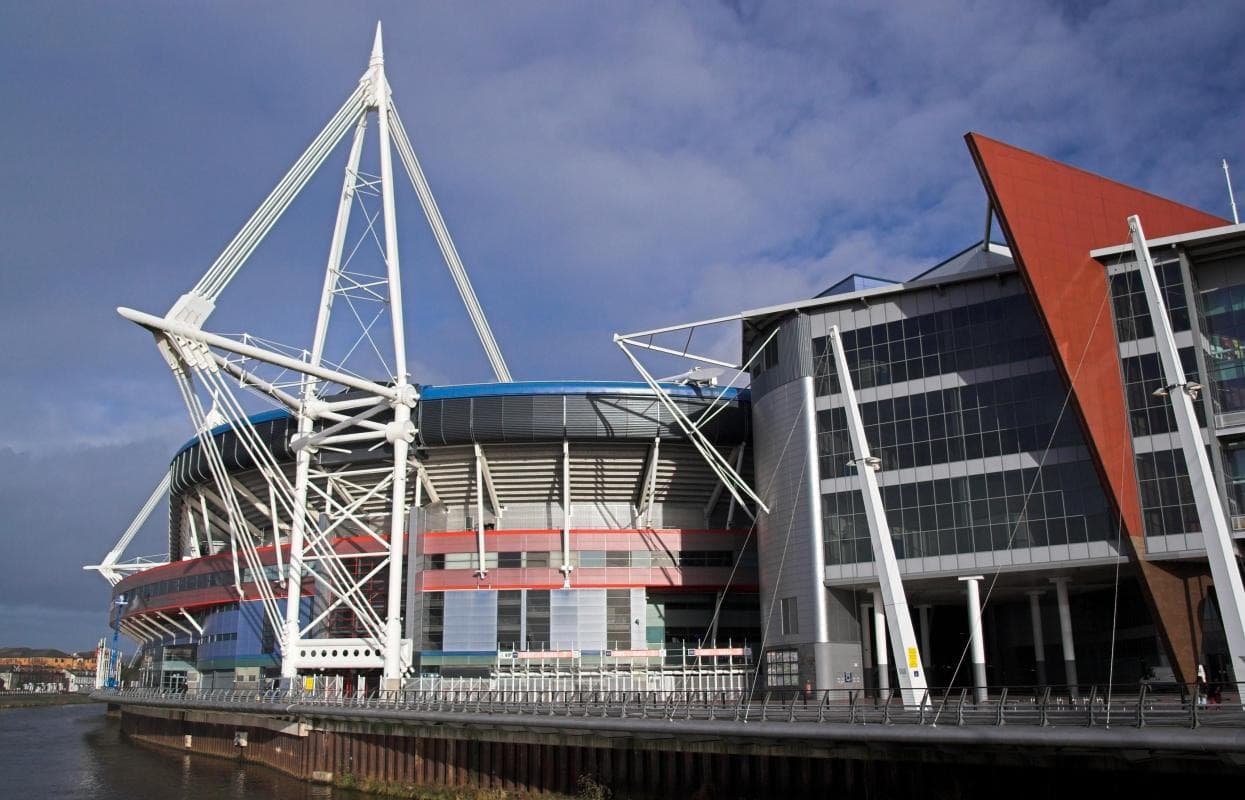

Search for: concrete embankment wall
xmin=116 ymin=704 xmax=1233 ymax=798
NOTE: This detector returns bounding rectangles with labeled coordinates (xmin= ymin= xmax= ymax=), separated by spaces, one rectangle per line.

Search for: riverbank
xmin=0 ymin=692 xmax=101 ymax=709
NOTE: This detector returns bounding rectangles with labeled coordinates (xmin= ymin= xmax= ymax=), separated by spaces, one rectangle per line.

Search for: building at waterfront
xmin=89 ymin=29 xmax=1245 ymax=698
xmin=110 ymin=382 xmax=759 ymax=690
xmin=737 ymin=134 xmax=1243 ymax=694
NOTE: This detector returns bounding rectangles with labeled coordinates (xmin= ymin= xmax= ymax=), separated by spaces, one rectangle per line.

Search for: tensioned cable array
xmin=933 ymin=248 xmax=1130 ymax=721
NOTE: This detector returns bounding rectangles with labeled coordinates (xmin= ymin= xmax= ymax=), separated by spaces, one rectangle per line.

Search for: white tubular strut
xmin=86 ymin=472 xmax=172 ymax=585
xmin=114 ymin=26 xmax=519 ymax=690
xmin=372 ymin=25 xmax=416 ymax=687
xmin=616 ymin=340 xmax=766 ymax=515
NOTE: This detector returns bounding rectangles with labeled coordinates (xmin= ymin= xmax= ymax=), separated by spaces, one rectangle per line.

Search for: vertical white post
xmin=871 ymin=587 xmax=889 ymax=699
xmin=960 ymin=575 xmax=987 ymax=703
xmin=280 ymin=98 xmax=370 ymax=686
xmin=860 ymin=601 xmax=873 ymax=680
xmin=1027 ymin=590 xmax=1048 ymax=687
xmin=372 ymin=25 xmax=416 ymax=689
xmin=475 ymin=447 xmax=487 ymax=577
xmin=828 ymin=326 xmax=927 ymax=705
xmin=1129 ymin=215 xmax=1245 ymax=684
xmin=1051 ymin=577 xmax=1078 ymax=690
xmin=560 ymin=438 xmax=573 ymax=588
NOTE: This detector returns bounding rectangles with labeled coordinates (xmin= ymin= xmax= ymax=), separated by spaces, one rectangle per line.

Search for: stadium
xmin=107 ymin=381 xmax=759 ymax=692
xmin=91 ymin=27 xmax=1245 ymax=702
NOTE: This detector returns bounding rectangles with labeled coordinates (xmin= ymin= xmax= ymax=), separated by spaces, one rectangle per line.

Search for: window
xmin=422 ymin=592 xmax=444 ymax=650
xmin=766 ymin=648 xmax=800 ymax=688
xmin=496 ymin=590 xmax=522 ymax=649
xmin=781 ymin=596 xmax=799 ymax=636
xmin=497 ymin=552 xmax=522 ymax=569
xmin=578 ymin=551 xmax=606 ymax=568
xmin=525 ymin=590 xmax=550 ymax=650
xmin=605 ymin=551 xmax=630 ymax=567
xmin=606 ymin=590 xmax=632 ymax=650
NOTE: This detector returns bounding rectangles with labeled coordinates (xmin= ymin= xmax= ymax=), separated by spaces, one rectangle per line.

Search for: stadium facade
xmin=92 ymin=31 xmax=1245 ymax=698
xmin=111 ymin=381 xmax=760 ymax=690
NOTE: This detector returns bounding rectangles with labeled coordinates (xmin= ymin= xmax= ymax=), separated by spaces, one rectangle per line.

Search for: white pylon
xmin=117 ymin=23 xmax=513 ymax=690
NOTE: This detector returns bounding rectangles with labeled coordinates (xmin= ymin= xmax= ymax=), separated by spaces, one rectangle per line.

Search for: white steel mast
xmin=1129 ymin=215 xmax=1245 ymax=684
xmin=112 ymin=23 xmax=512 ymax=691
xmin=827 ymin=324 xmax=928 ymax=707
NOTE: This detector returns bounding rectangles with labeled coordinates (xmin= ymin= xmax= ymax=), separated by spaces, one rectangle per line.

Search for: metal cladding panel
xmin=501 ymin=395 xmax=538 ymax=440
xmin=967 ymin=132 xmax=1226 ymax=547
xmin=752 ymin=377 xmax=825 ymax=649
xmin=576 ymin=589 xmax=608 ymax=651
xmin=749 ymin=314 xmax=813 ymax=402
xmin=630 ymin=589 xmax=647 ymax=650
xmin=442 ymin=399 xmax=475 ymax=443
xmin=442 ymin=590 xmax=498 ymax=652
xmin=547 ymin=589 xmax=607 ymax=651
xmin=549 ymin=589 xmax=579 ymax=649
xmin=565 ymin=394 xmax=610 ymax=438
xmin=417 ymin=400 xmax=444 ymax=447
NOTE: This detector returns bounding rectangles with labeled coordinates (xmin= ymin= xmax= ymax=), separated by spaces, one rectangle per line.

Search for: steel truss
xmin=102 ymin=24 xmax=511 ymax=689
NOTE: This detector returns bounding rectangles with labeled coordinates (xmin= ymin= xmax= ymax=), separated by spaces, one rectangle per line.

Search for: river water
xmin=0 ymin=702 xmax=350 ymax=799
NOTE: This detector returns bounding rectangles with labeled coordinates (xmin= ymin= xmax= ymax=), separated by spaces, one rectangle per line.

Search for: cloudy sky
xmin=1 ymin=1 xmax=1242 ymax=651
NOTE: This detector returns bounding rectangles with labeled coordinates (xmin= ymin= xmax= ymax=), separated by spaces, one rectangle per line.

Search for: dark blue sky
xmin=1 ymin=1 xmax=1242 ymax=650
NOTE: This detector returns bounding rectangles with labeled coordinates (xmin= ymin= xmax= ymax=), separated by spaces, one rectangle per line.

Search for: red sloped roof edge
xmin=965 ymin=132 xmax=1226 ymax=544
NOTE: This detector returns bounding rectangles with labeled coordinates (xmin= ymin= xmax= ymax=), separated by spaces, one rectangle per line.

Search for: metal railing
xmin=97 ymin=682 xmax=1245 ymax=730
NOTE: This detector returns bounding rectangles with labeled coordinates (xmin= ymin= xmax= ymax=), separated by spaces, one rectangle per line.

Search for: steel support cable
xmin=690 ymin=326 xmax=780 ymax=432
xmin=700 ymin=380 xmax=805 ymax=651
xmin=618 ymin=342 xmax=765 ymax=515
xmin=1098 ymin=264 xmax=1128 ymax=724
xmin=197 ymin=98 xmax=365 ymax=301
xmin=184 ymin=356 xmax=329 ymax=634
xmin=741 ymin=400 xmax=810 ymax=710
xmin=195 ymin=364 xmax=306 ymax=523
xmin=620 ymin=341 xmax=749 ymax=505
xmin=1104 ymin=422 xmax=1130 ymax=725
xmin=192 ymin=437 xmax=283 ymax=630
xmin=194 ymin=86 xmax=369 ymax=301
xmin=98 ymin=472 xmax=173 ymax=580
xmin=388 ymin=101 xmax=513 ymax=382
xmin=169 ymin=362 xmax=284 ymax=632
xmin=933 ymin=260 xmax=1118 ymax=723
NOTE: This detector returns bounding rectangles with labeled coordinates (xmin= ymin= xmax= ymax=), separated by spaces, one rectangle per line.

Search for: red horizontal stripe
xmin=424 ymin=584 xmax=760 ymax=591
xmin=423 ymin=528 xmax=750 ymax=538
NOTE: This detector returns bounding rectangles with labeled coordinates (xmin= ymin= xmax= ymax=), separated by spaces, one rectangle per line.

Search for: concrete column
xmin=860 ymin=602 xmax=873 ymax=689
xmin=1026 ymin=590 xmax=1048 ymax=688
xmin=917 ymin=604 xmax=932 ymax=665
xmin=871 ymin=588 xmax=889 ymax=699
xmin=959 ymin=576 xmax=987 ymax=703
xmin=1051 ymin=577 xmax=1079 ymax=690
